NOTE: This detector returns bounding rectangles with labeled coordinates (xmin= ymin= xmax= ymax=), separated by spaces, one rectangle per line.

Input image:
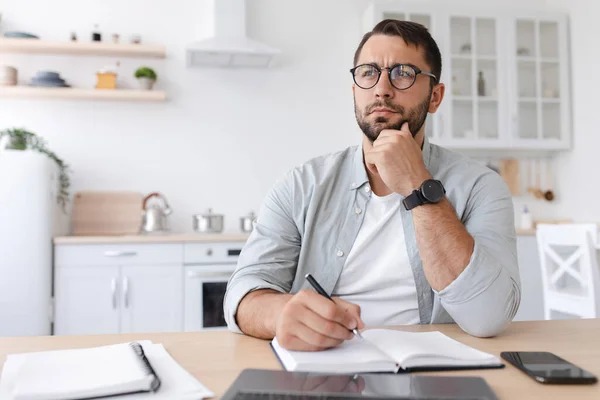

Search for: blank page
xmin=362 ymin=330 xmax=501 ymax=369
xmin=272 ymin=336 xmax=397 ymax=374
xmin=11 ymin=342 xmax=153 ymax=400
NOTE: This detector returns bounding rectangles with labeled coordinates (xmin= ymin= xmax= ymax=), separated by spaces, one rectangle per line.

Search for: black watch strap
xmin=403 ymin=189 xmax=426 ymax=211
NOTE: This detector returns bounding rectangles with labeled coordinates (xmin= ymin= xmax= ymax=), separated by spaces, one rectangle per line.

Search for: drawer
xmin=183 ymin=242 xmax=245 ymax=264
xmin=55 ymin=243 xmax=184 ymax=267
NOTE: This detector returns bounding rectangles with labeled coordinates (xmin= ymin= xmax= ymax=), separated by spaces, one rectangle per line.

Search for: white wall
xmin=0 ymin=0 xmax=581 ymax=234
xmin=552 ymin=0 xmax=600 ymax=222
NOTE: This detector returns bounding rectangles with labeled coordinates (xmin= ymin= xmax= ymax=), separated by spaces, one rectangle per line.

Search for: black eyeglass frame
xmin=350 ymin=63 xmax=438 ymax=91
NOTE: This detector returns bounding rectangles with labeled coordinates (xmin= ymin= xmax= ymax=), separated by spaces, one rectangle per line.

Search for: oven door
xmin=184 ymin=264 xmax=236 ymax=332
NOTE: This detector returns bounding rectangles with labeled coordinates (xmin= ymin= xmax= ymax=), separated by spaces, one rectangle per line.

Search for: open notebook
xmin=0 ymin=341 xmax=213 ymax=400
xmin=272 ymin=329 xmax=504 ymax=374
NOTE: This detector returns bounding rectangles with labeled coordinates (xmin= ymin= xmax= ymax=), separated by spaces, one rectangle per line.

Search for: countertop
xmin=53 ymin=233 xmax=250 ymax=245
xmin=54 ymin=229 xmax=537 ymax=245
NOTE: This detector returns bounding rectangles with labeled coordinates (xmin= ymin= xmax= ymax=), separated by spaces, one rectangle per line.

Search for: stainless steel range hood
xmin=186 ymin=0 xmax=281 ymax=68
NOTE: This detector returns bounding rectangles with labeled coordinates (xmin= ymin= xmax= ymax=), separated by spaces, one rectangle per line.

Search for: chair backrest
xmin=536 ymin=224 xmax=600 ymax=318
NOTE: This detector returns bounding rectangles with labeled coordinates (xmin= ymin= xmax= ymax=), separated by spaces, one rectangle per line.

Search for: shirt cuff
xmin=224 ymin=276 xmax=286 ymax=334
xmin=433 ymin=241 xmax=503 ymax=304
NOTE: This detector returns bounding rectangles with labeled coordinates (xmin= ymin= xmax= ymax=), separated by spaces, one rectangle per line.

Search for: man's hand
xmin=275 ymin=290 xmax=365 ymax=351
xmin=364 ymin=122 xmax=431 ymax=196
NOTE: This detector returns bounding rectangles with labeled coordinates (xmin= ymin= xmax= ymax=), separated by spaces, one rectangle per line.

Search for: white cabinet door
xmin=120 ymin=265 xmax=183 ymax=334
xmin=54 ymin=266 xmax=120 ymax=335
xmin=508 ymin=14 xmax=570 ymax=150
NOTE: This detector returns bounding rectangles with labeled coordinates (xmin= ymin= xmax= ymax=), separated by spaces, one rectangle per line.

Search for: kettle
xmin=141 ymin=192 xmax=172 ymax=233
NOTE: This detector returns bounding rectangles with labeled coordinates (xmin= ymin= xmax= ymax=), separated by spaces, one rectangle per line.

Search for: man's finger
xmin=294 ymin=321 xmax=344 ymax=349
xmin=400 ymin=121 xmax=412 ymax=135
xmin=297 ymin=304 xmax=354 ymax=340
xmin=333 ymin=297 xmax=365 ymax=329
xmin=302 ymin=292 xmax=358 ymax=330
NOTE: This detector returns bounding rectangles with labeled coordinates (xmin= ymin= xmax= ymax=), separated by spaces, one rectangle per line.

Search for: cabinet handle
xmin=123 ymin=277 xmax=129 ymax=308
xmin=438 ymin=113 xmax=444 ymax=138
xmin=104 ymin=251 xmax=137 ymax=257
xmin=110 ymin=278 xmax=117 ymax=310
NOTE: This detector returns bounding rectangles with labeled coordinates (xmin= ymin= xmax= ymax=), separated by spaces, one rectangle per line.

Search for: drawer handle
xmin=104 ymin=251 xmax=138 ymax=257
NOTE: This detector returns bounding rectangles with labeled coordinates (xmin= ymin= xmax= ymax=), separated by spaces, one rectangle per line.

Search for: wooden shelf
xmin=0 ymin=86 xmax=166 ymax=101
xmin=0 ymin=38 xmax=166 ymax=58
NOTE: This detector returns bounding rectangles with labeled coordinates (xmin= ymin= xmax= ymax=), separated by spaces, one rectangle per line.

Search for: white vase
xmin=138 ymin=77 xmax=155 ymax=91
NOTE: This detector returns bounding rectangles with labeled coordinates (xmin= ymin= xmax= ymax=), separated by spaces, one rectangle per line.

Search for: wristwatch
xmin=403 ymin=179 xmax=446 ymax=210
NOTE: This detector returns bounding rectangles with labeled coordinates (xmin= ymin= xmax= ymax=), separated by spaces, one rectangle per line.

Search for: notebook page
xmin=11 ymin=342 xmax=152 ymax=400
xmin=272 ymin=336 xmax=398 ymax=374
xmin=362 ymin=330 xmax=500 ymax=368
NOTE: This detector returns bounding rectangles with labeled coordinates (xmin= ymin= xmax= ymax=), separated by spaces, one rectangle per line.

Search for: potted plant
xmin=134 ymin=66 xmax=157 ymax=90
xmin=0 ymin=128 xmax=71 ymax=213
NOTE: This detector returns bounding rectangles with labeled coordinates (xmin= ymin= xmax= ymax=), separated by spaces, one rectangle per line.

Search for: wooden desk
xmin=0 ymin=319 xmax=599 ymax=399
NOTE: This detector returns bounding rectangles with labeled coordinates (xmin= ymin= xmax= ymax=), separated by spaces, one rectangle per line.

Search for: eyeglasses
xmin=350 ymin=63 xmax=437 ymax=91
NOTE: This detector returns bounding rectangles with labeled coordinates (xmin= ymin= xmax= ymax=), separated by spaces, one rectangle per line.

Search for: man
xmin=224 ymin=19 xmax=521 ymax=351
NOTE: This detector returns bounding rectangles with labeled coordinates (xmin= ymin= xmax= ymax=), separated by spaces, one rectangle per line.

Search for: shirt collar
xmin=350 ymin=135 xmax=432 ymax=191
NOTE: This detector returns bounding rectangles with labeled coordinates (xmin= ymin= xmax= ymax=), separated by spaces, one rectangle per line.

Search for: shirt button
xmin=365 ymin=186 xmax=371 ymax=193
xmin=351 ymin=182 xmax=356 ymax=188
xmin=354 ymin=208 xmax=362 ymax=214
xmin=336 ymin=250 xmax=344 ymax=257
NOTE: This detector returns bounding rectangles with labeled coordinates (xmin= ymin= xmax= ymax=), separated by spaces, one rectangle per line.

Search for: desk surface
xmin=0 ymin=319 xmax=598 ymax=399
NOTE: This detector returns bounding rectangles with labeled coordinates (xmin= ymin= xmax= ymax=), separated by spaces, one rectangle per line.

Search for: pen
xmin=305 ymin=273 xmax=363 ymax=340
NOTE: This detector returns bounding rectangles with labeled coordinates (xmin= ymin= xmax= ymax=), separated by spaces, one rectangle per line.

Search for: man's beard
xmin=354 ymin=93 xmax=431 ymax=143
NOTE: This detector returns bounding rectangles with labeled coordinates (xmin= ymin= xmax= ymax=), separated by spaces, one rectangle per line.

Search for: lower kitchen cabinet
xmin=53 ymin=243 xmax=184 ymax=335
xmin=120 ymin=265 xmax=183 ymax=334
xmin=54 ymin=264 xmax=183 ymax=335
xmin=54 ymin=265 xmax=121 ymax=335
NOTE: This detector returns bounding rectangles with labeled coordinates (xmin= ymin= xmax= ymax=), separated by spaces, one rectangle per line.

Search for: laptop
xmin=221 ymin=369 xmax=499 ymax=400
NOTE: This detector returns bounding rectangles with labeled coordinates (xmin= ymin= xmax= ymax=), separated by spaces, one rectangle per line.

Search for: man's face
xmin=353 ymin=34 xmax=441 ymax=143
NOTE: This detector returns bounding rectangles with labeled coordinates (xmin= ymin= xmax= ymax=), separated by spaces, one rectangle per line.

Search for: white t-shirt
xmin=331 ymin=191 xmax=420 ymax=327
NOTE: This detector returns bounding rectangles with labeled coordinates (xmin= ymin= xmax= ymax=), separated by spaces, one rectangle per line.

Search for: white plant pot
xmin=137 ymin=77 xmax=155 ymax=91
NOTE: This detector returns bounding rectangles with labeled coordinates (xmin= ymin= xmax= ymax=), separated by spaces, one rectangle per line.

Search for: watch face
xmin=421 ymin=180 xmax=444 ymax=202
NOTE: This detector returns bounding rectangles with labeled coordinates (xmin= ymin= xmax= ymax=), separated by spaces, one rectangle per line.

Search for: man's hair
xmin=353 ymin=19 xmax=442 ymax=87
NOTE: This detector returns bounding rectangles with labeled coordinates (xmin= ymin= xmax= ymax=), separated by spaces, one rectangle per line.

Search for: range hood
xmin=186 ymin=0 xmax=281 ymax=68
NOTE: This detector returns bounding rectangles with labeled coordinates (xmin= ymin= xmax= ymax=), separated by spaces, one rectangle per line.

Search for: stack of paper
xmin=0 ymin=341 xmax=213 ymax=400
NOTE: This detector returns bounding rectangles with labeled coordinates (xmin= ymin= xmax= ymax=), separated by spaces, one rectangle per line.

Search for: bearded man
xmin=224 ymin=19 xmax=521 ymax=351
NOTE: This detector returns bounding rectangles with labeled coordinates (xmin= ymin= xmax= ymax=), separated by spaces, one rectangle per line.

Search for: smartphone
xmin=501 ymin=351 xmax=598 ymax=384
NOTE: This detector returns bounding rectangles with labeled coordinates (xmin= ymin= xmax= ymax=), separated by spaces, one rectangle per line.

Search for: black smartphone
xmin=501 ymin=351 xmax=598 ymax=384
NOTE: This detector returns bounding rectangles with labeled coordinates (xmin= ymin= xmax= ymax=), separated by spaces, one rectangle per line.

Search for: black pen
xmin=305 ymin=273 xmax=363 ymax=340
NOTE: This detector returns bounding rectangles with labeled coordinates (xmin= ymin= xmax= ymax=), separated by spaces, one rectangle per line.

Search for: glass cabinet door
xmin=447 ymin=15 xmax=501 ymax=144
xmin=513 ymin=18 xmax=567 ymax=146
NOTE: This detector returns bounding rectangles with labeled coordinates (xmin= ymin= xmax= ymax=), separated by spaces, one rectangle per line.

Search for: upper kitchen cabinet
xmin=361 ymin=2 xmax=571 ymax=153
xmin=508 ymin=14 xmax=571 ymax=150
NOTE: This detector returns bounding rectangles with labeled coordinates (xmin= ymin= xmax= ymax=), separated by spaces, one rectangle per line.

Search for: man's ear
xmin=428 ymin=83 xmax=445 ymax=113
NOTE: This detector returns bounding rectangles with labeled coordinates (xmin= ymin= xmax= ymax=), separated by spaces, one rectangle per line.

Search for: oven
xmin=183 ymin=242 xmax=244 ymax=331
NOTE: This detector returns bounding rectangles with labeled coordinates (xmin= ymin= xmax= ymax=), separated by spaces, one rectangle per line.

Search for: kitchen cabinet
xmin=362 ymin=2 xmax=571 ymax=152
xmin=54 ymin=243 xmax=184 ymax=335
xmin=120 ymin=265 xmax=183 ymax=334
xmin=54 ymin=265 xmax=120 ymax=335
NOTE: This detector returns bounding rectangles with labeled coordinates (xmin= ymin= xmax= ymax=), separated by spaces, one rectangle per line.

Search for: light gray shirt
xmin=224 ymin=137 xmax=521 ymax=337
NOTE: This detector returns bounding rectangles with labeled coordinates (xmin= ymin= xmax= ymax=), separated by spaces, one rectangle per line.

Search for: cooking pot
xmin=193 ymin=208 xmax=224 ymax=233
xmin=240 ymin=211 xmax=256 ymax=233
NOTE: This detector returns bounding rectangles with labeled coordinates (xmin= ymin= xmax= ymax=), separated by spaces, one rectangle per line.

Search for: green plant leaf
xmin=0 ymin=128 xmax=71 ymax=213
